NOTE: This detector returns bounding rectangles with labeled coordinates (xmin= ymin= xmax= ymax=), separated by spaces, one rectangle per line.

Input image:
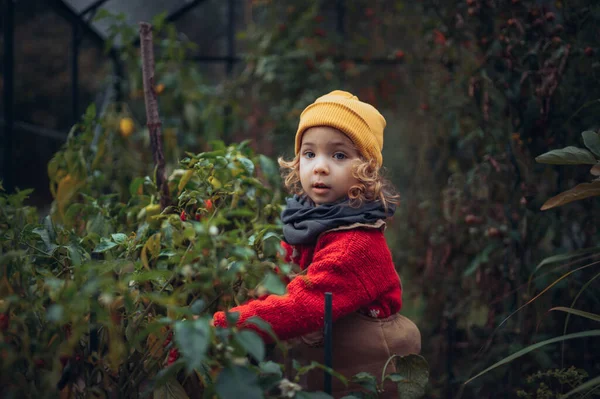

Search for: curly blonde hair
xmin=277 ymin=154 xmax=400 ymax=210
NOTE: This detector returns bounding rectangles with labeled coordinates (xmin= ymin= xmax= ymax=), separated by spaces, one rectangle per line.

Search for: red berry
xmin=180 ymin=211 xmax=187 ymax=221
xmin=195 ymin=213 xmax=202 ymax=221
xmin=205 ymin=199 xmax=213 ymax=212
xmin=0 ymin=314 xmax=8 ymax=331
xmin=420 ymin=103 xmax=429 ymax=111
xmin=314 ymin=28 xmax=326 ymax=37
xmin=395 ymin=50 xmax=405 ymax=59
xmin=365 ymin=8 xmax=374 ymax=17
xmin=465 ymin=214 xmax=483 ymax=224
xmin=585 ymin=47 xmax=594 ymax=56
xmin=167 ymin=348 xmax=180 ymax=366
xmin=486 ymin=227 xmax=501 ymax=237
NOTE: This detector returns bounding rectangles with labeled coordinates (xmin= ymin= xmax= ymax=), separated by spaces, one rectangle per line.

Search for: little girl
xmin=213 ymin=90 xmax=421 ymax=398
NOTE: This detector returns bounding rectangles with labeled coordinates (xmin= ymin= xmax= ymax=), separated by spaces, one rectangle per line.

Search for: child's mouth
xmin=312 ymin=183 xmax=330 ymax=194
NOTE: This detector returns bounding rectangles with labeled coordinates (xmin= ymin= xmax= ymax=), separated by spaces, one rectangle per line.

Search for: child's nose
xmin=313 ymin=158 xmax=329 ymax=174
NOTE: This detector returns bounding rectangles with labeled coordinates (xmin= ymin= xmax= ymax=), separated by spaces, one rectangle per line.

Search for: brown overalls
xmin=285 ymin=311 xmax=421 ymax=398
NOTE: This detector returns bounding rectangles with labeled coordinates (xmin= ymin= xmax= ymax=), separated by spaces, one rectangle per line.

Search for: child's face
xmin=299 ymin=126 xmax=360 ymax=205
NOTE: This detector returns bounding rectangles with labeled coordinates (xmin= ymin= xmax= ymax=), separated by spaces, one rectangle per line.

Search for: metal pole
xmin=2 ymin=0 xmax=15 ymax=192
xmin=71 ymin=20 xmax=80 ymax=123
xmin=324 ymin=292 xmax=333 ymax=395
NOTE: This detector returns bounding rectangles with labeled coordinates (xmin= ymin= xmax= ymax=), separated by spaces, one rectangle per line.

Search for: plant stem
xmin=139 ymin=22 xmax=171 ymax=210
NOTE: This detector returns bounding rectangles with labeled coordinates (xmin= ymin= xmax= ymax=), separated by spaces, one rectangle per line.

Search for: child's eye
xmin=333 ymin=153 xmax=347 ymax=160
xmin=304 ymin=151 xmax=315 ymax=158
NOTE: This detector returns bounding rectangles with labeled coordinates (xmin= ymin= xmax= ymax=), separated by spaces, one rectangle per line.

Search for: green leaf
xmin=535 ymin=247 xmax=600 ymax=272
xmin=111 ymin=233 xmax=128 ymax=244
xmin=465 ymin=330 xmax=600 ymax=385
xmin=562 ymin=374 xmax=600 ymax=398
xmin=94 ymin=238 xmax=117 ymax=253
xmin=173 ymin=317 xmax=211 ymax=372
xmin=535 ymin=146 xmax=596 ymax=165
xmin=129 ymin=177 xmax=145 ymax=196
xmin=384 ymin=373 xmax=407 ymax=383
xmin=260 ymin=272 xmax=286 ymax=295
xmin=32 ymin=227 xmax=59 ymax=253
xmin=463 ymin=243 xmax=500 ymax=276
xmin=237 ymin=156 xmax=255 ymax=175
xmin=351 ymin=372 xmax=378 ymax=393
xmin=245 ymin=317 xmax=278 ymax=343
xmin=259 ymin=361 xmax=282 ymax=377
xmin=234 ymin=330 xmax=265 ymax=362
xmin=47 ymin=304 xmax=64 ymax=322
xmin=549 ymin=307 xmax=600 ymax=322
xmin=296 ymin=393 xmax=334 ymax=399
xmin=582 ymin=130 xmax=600 ymax=157
xmin=215 ymin=366 xmax=262 ymax=399
xmin=258 ymin=155 xmax=280 ymax=185
xmin=153 ymin=376 xmax=190 ymax=399
xmin=66 ymin=245 xmax=82 ymax=266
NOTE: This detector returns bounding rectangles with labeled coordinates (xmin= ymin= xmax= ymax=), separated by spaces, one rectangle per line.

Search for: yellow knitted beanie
xmin=295 ymin=90 xmax=386 ymax=167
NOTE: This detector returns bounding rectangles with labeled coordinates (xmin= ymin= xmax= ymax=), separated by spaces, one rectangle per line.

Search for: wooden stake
xmin=139 ymin=22 xmax=171 ymax=209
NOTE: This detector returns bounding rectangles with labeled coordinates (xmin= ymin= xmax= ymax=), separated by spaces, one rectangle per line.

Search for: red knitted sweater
xmin=213 ymin=227 xmax=403 ymax=342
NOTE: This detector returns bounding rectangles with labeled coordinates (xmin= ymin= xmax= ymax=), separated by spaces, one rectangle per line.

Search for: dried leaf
xmin=541 ymin=181 xmax=600 ymax=210
xmin=141 ymin=233 xmax=162 ymax=270
xmin=56 ymin=174 xmax=82 ymax=217
xmin=177 ymin=170 xmax=194 ymax=194
xmin=147 ymin=325 xmax=170 ymax=360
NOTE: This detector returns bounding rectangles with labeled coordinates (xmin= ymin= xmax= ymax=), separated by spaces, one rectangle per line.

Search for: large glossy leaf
xmin=541 ymin=181 xmax=600 ymax=210
xmin=549 ymin=307 xmax=600 ymax=322
xmin=350 ymin=372 xmax=378 ymax=393
xmin=535 ymin=146 xmax=596 ymax=165
xmin=215 ymin=366 xmax=263 ymax=399
xmin=465 ymin=330 xmax=600 ymax=384
xmin=173 ymin=317 xmax=211 ymax=372
xmin=260 ymin=272 xmax=286 ymax=295
xmin=94 ymin=238 xmax=117 ymax=253
xmin=234 ymin=330 xmax=265 ymax=362
xmin=582 ymin=130 xmax=600 ymax=157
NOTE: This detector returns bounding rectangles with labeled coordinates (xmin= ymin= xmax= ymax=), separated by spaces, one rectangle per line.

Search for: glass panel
xmin=173 ymin=0 xmax=228 ymax=57
xmin=92 ymin=0 xmax=190 ymax=42
xmin=62 ymin=0 xmax=106 ymax=14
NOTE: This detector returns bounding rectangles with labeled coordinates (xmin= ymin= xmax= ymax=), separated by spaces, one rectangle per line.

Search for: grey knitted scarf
xmin=281 ymin=195 xmax=395 ymax=245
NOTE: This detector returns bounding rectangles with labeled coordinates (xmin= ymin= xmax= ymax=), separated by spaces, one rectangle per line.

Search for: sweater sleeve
xmin=213 ymin=229 xmax=398 ymax=342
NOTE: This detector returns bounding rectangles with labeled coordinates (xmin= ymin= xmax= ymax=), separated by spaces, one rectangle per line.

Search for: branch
xmin=139 ymin=22 xmax=171 ymax=210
